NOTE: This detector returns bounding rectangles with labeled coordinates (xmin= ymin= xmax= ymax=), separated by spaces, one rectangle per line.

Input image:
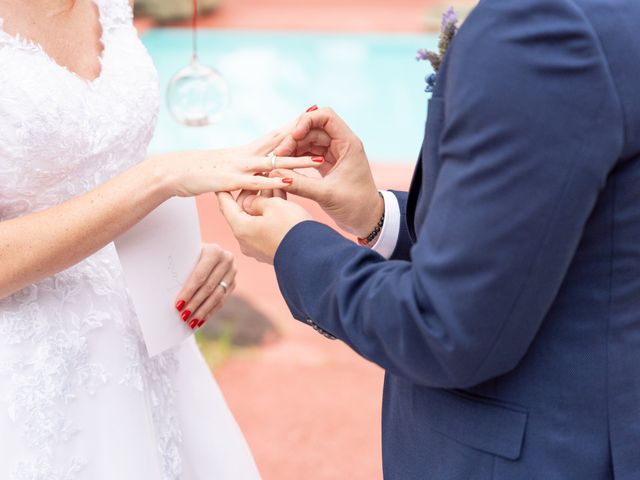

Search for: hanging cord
xmin=192 ymin=0 xmax=198 ymax=61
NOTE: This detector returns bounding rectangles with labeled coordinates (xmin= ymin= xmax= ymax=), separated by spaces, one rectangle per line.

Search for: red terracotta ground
xmin=135 ymin=1 xmax=473 ymax=478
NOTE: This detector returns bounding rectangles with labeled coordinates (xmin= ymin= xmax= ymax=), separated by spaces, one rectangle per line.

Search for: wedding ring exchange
xmin=268 ymin=152 xmax=278 ymax=171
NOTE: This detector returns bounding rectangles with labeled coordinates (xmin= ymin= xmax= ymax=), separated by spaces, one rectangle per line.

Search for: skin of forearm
xmin=0 ymin=158 xmax=173 ymax=299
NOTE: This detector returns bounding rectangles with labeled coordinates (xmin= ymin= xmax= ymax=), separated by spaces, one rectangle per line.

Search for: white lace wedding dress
xmin=0 ymin=1 xmax=261 ymax=479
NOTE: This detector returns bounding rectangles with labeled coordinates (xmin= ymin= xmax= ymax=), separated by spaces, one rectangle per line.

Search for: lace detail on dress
xmin=12 ymin=456 xmax=87 ymax=480
xmin=0 ymin=258 xmax=113 ymax=480
xmin=96 ymin=0 xmax=134 ymax=30
xmin=0 ymin=0 xmax=183 ymax=477
xmin=117 ymin=294 xmax=183 ymax=480
xmin=144 ymin=353 xmax=183 ymax=480
xmin=0 ymin=19 xmax=40 ymax=52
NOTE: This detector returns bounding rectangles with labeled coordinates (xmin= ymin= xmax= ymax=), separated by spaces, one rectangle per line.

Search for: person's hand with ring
xmin=174 ymin=243 xmax=237 ymax=330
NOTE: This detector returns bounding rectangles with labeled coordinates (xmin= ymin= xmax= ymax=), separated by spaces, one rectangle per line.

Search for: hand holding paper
xmin=115 ymin=197 xmax=235 ymax=357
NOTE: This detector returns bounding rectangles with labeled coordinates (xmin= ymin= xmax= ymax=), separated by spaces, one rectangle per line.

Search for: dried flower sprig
xmin=417 ymin=6 xmax=459 ymax=92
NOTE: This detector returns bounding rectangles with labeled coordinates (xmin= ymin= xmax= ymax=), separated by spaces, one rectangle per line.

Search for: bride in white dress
xmin=0 ymin=0 xmax=315 ymax=478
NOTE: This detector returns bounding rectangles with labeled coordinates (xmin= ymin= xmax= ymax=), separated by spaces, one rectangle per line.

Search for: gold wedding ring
xmin=219 ymin=280 xmax=229 ymax=294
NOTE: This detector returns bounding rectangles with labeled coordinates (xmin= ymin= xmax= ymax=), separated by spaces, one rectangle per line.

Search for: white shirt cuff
xmin=370 ymin=190 xmax=401 ymax=260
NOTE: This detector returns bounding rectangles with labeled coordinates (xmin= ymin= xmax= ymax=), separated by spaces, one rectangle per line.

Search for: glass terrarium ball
xmin=167 ymin=60 xmax=230 ymax=127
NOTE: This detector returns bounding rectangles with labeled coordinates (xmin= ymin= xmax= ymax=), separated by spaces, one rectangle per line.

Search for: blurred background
xmin=133 ymin=1 xmax=475 ymax=478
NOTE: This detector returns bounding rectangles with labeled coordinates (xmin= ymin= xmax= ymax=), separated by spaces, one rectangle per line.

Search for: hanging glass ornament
xmin=166 ymin=0 xmax=229 ymax=126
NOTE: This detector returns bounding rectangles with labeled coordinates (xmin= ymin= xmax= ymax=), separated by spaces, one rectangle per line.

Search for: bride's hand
xmin=174 ymin=243 xmax=237 ymax=330
xmin=152 ymin=129 xmax=325 ymax=197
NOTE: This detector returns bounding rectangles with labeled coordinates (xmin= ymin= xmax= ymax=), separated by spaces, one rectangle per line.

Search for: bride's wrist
xmin=142 ymin=154 xmax=180 ymax=200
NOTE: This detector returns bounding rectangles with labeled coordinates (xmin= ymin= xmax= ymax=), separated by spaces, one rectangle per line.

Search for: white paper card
xmin=115 ymin=197 xmax=202 ymax=357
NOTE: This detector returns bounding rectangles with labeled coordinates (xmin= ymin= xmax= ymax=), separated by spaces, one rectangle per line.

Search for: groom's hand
xmin=271 ymin=107 xmax=383 ymax=238
xmin=217 ymin=191 xmax=312 ymax=265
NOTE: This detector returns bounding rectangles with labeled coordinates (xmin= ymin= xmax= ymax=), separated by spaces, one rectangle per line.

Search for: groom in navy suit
xmin=219 ymin=0 xmax=640 ymax=477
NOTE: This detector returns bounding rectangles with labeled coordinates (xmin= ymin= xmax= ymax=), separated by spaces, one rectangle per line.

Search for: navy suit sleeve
xmin=273 ymin=0 xmax=624 ymax=388
xmin=389 ymin=190 xmax=413 ymax=261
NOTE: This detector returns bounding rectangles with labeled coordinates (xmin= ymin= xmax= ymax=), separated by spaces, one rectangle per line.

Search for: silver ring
xmin=218 ymin=280 xmax=229 ymax=294
xmin=267 ymin=152 xmax=277 ymax=170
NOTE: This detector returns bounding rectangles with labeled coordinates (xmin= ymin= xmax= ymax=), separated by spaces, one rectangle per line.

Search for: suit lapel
xmin=406 ymin=158 xmax=423 ymax=242
xmin=407 ymin=97 xmax=446 ymax=241
xmin=406 ymin=46 xmax=454 ymax=240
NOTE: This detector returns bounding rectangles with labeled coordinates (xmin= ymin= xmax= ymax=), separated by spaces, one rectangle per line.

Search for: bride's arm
xmin=0 ymin=142 xmax=320 ymax=300
xmin=0 ymin=158 xmax=168 ymax=299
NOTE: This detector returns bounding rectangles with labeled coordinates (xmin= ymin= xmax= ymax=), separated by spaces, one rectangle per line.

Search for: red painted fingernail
xmin=197 ymin=319 xmax=205 ymax=328
xmin=312 ymin=156 xmax=324 ymax=163
xmin=181 ymin=310 xmax=191 ymax=321
xmin=176 ymin=300 xmax=185 ymax=311
xmin=306 ymin=105 xmax=318 ymax=113
xmin=189 ymin=319 xmax=198 ymax=329
xmin=282 ymin=178 xmax=294 ymax=185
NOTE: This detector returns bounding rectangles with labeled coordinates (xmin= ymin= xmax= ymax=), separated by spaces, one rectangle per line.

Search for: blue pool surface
xmin=142 ymin=29 xmax=439 ymax=163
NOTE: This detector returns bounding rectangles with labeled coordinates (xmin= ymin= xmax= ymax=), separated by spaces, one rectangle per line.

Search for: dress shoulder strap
xmin=94 ymin=0 xmax=135 ymax=33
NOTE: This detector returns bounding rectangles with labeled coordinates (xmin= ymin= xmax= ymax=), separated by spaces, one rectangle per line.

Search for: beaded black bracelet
xmin=357 ymin=193 xmax=385 ymax=246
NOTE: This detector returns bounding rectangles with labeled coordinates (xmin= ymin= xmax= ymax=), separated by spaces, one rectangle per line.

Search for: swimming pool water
xmin=142 ymin=29 xmax=438 ymax=163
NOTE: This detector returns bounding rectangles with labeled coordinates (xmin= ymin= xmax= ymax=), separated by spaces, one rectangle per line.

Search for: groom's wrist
xmin=369 ymin=190 xmax=401 ymax=259
xmin=353 ymin=192 xmax=385 ymax=241
xmin=357 ymin=192 xmax=385 ymax=246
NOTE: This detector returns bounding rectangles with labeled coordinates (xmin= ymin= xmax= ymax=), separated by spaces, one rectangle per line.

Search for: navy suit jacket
xmin=274 ymin=0 xmax=640 ymax=477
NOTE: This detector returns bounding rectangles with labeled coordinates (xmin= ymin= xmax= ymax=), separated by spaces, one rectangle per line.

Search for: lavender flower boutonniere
xmin=416 ymin=6 xmax=459 ymax=93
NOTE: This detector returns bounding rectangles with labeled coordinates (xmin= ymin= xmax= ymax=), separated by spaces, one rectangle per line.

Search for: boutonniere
xmin=416 ymin=6 xmax=459 ymax=93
